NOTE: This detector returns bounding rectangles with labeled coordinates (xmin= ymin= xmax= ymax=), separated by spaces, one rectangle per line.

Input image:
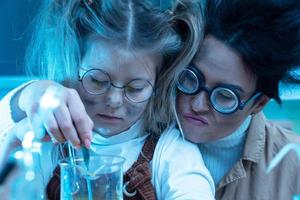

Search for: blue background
xmin=0 ymin=0 xmax=299 ymax=133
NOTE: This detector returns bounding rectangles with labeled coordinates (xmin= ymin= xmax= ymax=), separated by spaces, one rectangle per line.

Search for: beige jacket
xmin=216 ymin=113 xmax=300 ymax=200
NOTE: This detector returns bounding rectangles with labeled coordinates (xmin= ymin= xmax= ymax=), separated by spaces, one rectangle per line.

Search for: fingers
xmin=53 ymin=104 xmax=81 ymax=148
xmin=26 ymin=101 xmax=45 ymax=138
xmin=22 ymin=82 xmax=93 ymax=148
xmin=43 ymin=112 xmax=65 ymax=143
xmin=67 ymin=89 xmax=93 ymax=148
xmin=27 ymin=103 xmax=66 ymax=143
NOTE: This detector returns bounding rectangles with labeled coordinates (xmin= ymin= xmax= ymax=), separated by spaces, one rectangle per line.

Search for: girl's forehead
xmin=82 ymin=40 xmax=159 ymax=80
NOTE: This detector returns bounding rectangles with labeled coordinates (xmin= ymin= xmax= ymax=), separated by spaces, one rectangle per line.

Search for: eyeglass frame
xmin=78 ymin=68 xmax=155 ymax=103
xmin=176 ymin=65 xmax=262 ymax=114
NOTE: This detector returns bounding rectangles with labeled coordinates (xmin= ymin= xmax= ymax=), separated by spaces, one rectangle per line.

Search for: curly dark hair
xmin=205 ymin=0 xmax=300 ymax=103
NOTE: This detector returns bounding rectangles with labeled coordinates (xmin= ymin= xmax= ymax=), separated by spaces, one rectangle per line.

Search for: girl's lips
xmin=183 ymin=113 xmax=209 ymax=126
xmin=97 ymin=114 xmax=123 ymax=123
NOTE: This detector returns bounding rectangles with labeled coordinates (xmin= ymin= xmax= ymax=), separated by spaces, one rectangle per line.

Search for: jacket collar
xmin=217 ymin=112 xmax=266 ymax=190
xmin=241 ymin=112 xmax=266 ymax=163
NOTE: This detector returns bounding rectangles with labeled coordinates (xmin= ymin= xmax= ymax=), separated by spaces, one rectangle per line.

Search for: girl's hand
xmin=18 ymin=80 xmax=93 ymax=148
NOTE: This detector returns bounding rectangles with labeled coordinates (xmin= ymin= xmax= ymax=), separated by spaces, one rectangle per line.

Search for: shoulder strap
xmin=123 ymin=134 xmax=159 ymax=200
xmin=46 ymin=166 xmax=60 ymax=200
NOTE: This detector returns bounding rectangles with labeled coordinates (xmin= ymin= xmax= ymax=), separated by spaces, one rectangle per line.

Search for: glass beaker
xmin=60 ymin=154 xmax=125 ymax=200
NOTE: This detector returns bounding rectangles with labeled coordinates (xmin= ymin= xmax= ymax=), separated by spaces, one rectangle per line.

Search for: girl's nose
xmin=105 ymin=87 xmax=124 ymax=108
xmin=191 ymin=91 xmax=210 ymax=113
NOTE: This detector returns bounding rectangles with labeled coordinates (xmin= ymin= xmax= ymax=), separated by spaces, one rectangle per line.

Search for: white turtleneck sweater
xmin=90 ymin=121 xmax=147 ymax=172
xmin=0 ymin=83 xmax=216 ymax=200
xmin=198 ymin=116 xmax=252 ymax=186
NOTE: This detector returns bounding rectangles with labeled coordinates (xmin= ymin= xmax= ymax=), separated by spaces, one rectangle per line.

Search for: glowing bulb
xmin=24 ymin=131 xmax=35 ymax=141
xmin=25 ymin=170 xmax=35 ymax=181
xmin=14 ymin=151 xmax=24 ymax=160
xmin=24 ymin=152 xmax=33 ymax=166
xmin=32 ymin=142 xmax=42 ymax=153
xmin=22 ymin=131 xmax=35 ymax=148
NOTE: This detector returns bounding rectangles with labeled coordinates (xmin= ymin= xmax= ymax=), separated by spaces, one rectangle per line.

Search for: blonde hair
xmin=25 ymin=0 xmax=182 ymax=134
xmin=25 ymin=0 xmax=180 ymax=81
xmin=154 ymin=0 xmax=206 ymax=131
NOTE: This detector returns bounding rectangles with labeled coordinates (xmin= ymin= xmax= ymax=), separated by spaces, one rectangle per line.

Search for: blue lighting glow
xmin=40 ymin=86 xmax=60 ymax=109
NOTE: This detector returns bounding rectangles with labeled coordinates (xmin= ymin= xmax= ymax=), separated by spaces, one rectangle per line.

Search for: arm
xmin=0 ymin=80 xmax=93 ymax=148
xmin=152 ymin=125 xmax=215 ymax=200
xmin=0 ymin=122 xmax=22 ymax=174
xmin=0 ymin=81 xmax=34 ymax=144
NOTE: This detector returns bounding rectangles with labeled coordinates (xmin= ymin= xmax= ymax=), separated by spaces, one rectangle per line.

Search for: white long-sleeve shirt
xmin=0 ymin=83 xmax=215 ymax=200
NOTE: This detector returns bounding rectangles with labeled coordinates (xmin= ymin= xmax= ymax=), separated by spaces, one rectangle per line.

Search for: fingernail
xmin=73 ymin=142 xmax=81 ymax=149
xmin=84 ymin=138 xmax=91 ymax=149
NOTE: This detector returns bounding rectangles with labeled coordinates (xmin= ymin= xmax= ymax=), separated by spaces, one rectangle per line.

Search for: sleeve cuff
xmin=0 ymin=80 xmax=36 ymax=143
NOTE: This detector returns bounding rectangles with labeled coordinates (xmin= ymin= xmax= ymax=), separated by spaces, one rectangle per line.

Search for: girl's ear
xmin=252 ymin=94 xmax=270 ymax=114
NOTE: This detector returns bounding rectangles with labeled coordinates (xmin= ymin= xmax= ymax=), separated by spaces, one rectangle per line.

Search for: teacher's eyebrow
xmin=217 ymin=82 xmax=246 ymax=93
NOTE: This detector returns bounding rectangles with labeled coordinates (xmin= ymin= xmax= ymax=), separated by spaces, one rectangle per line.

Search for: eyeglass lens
xmin=177 ymin=67 xmax=240 ymax=113
xmin=81 ymin=69 xmax=153 ymax=103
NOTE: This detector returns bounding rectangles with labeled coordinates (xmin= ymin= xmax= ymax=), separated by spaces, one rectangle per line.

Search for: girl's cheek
xmin=126 ymin=103 xmax=147 ymax=118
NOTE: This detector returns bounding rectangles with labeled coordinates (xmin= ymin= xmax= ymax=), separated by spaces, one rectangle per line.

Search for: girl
xmin=0 ymin=0 xmax=215 ymax=199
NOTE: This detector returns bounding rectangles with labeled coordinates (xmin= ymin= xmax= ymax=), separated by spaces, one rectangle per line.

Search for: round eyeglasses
xmin=176 ymin=65 xmax=262 ymax=114
xmin=79 ymin=68 xmax=154 ymax=103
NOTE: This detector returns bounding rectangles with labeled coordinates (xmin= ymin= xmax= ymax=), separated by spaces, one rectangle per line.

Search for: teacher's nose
xmin=191 ymin=91 xmax=210 ymax=113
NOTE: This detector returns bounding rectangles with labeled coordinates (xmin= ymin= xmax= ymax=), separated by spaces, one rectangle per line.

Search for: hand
xmin=18 ymin=80 xmax=93 ymax=148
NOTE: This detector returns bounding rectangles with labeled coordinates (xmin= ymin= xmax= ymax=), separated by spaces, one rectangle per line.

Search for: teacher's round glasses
xmin=176 ymin=65 xmax=262 ymax=114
